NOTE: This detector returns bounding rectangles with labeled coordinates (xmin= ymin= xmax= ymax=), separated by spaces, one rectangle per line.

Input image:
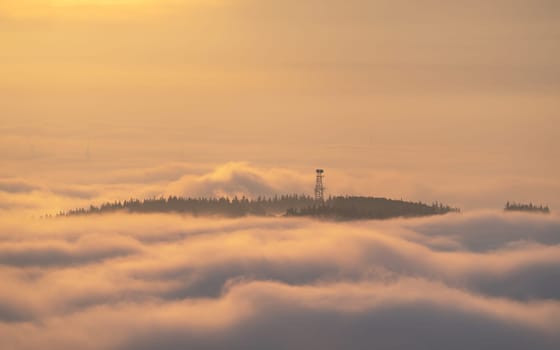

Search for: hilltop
xmin=57 ymin=194 xmax=459 ymax=220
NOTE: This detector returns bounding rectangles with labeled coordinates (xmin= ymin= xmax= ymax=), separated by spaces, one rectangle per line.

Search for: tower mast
xmin=314 ymin=169 xmax=325 ymax=202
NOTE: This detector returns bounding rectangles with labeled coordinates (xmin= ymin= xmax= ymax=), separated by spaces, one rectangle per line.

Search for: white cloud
xmin=1 ymin=211 xmax=559 ymax=349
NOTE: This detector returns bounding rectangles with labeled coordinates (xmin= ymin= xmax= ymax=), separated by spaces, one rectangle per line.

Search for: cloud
xmin=0 ymin=162 xmax=313 ymax=215
xmin=0 ymin=179 xmax=40 ymax=194
xmin=0 ymin=235 xmax=140 ymax=268
xmin=1 ymin=211 xmax=560 ymax=349
xmin=404 ymin=211 xmax=560 ymax=251
xmin=117 ymin=280 xmax=560 ymax=350
xmin=0 ymin=160 xmax=558 ymax=217
xmin=49 ymin=185 xmax=100 ymax=200
xmin=166 ymin=162 xmax=310 ymax=198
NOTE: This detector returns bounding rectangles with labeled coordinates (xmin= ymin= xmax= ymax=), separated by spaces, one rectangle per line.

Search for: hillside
xmin=287 ymin=196 xmax=459 ymax=220
xmin=58 ymin=194 xmax=459 ymax=220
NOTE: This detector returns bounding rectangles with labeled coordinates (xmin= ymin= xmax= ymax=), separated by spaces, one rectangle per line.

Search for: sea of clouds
xmin=1 ymin=161 xmax=559 ymax=348
xmin=1 ymin=210 xmax=560 ymax=349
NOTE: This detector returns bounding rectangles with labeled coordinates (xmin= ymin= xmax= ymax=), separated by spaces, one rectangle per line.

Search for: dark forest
xmin=58 ymin=195 xmax=459 ymax=220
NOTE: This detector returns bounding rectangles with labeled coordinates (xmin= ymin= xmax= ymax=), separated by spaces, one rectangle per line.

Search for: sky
xmin=1 ymin=2 xmax=560 ymax=348
xmin=1 ymin=0 xmax=559 ymax=213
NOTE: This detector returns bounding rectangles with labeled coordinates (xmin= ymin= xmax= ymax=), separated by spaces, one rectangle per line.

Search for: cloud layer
xmin=1 ymin=211 xmax=559 ymax=349
xmin=1 ymin=161 xmax=557 ymax=218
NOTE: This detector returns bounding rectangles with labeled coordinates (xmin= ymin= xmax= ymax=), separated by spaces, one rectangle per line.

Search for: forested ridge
xmin=287 ymin=196 xmax=459 ymax=219
xmin=505 ymin=202 xmax=550 ymax=214
xmin=57 ymin=194 xmax=459 ymax=220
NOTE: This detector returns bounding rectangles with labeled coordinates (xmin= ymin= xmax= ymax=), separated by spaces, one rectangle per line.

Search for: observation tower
xmin=314 ymin=169 xmax=325 ymax=202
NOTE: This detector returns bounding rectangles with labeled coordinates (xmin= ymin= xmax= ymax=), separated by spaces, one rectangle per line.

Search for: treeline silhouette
xmin=58 ymin=194 xmax=459 ymax=220
xmin=287 ymin=196 xmax=459 ymax=220
xmin=61 ymin=195 xmax=315 ymax=217
xmin=505 ymin=202 xmax=550 ymax=214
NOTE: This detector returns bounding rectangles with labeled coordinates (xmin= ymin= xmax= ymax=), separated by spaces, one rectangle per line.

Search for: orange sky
xmin=1 ymin=0 xmax=559 ymax=212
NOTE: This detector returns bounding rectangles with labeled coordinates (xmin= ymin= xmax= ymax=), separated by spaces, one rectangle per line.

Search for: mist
xmin=1 ymin=211 xmax=560 ymax=349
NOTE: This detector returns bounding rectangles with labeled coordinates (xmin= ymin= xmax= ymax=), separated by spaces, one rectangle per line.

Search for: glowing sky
xmin=1 ymin=0 xmax=559 ymax=211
